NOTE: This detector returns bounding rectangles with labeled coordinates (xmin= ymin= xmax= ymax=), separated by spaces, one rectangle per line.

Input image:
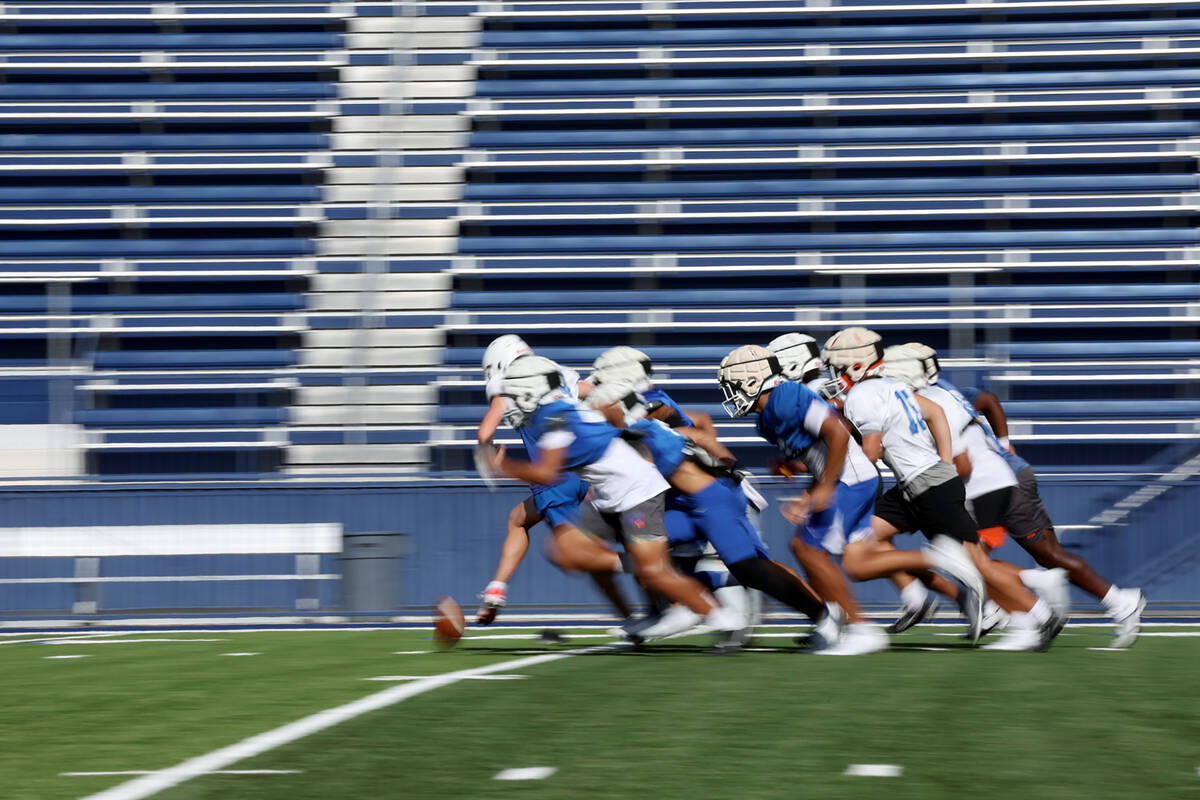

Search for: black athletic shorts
xmin=1004 ymin=466 xmax=1053 ymax=546
xmin=873 ymin=475 xmax=980 ymax=545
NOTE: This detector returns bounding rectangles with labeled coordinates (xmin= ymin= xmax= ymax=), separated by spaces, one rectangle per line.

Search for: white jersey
xmin=841 ymin=376 xmax=941 ymax=487
xmin=575 ymin=437 xmax=670 ymax=513
xmin=919 ymin=385 xmax=1017 ymax=500
xmin=486 ymin=365 xmax=581 ymax=401
xmin=793 ymin=378 xmax=878 ymax=485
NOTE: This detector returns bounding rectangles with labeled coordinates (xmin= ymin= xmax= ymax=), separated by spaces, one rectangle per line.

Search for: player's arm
xmin=493 ymin=444 xmax=567 ymax=486
xmin=972 ymin=389 xmax=1015 ymax=453
xmin=676 ymin=424 xmax=737 ymax=467
xmin=812 ymin=414 xmax=848 ymax=503
xmin=916 ymin=394 xmax=954 ymax=463
xmin=682 ymin=408 xmax=716 ymax=435
xmin=953 ymin=451 xmax=972 ymax=480
xmin=477 ymin=395 xmax=507 ymax=444
xmin=860 ymin=431 xmax=883 ymax=462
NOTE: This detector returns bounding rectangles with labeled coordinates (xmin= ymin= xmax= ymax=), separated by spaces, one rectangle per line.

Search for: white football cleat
xmin=634 ymin=605 xmax=703 ymax=643
xmin=813 ymin=623 xmax=890 ymax=656
xmin=981 ymin=622 xmax=1045 ymax=652
xmin=804 ymin=603 xmax=846 ymax=652
xmin=1111 ymin=590 xmax=1147 ymax=649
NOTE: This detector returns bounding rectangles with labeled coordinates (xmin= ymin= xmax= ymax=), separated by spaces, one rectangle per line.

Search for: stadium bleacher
xmin=1 ymin=0 xmax=1197 ymax=479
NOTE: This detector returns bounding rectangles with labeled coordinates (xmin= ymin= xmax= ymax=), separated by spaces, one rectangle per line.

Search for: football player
xmin=906 ymin=344 xmax=1146 ymax=648
xmin=587 ymin=345 xmax=759 ymax=642
xmin=820 ymin=327 xmax=999 ymax=644
xmin=587 ymin=380 xmax=847 ymax=652
xmin=719 ymin=343 xmax=889 ymax=654
xmin=884 ymin=344 xmax=1066 ymax=650
xmin=483 ymin=355 xmax=749 ymax=650
xmin=473 ymin=335 xmax=631 ymax=625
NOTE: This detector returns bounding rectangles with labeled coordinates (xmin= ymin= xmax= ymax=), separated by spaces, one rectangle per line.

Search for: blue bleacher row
xmin=479 ymin=15 xmax=1200 ymax=48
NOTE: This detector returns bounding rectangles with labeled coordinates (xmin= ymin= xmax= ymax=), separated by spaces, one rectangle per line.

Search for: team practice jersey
xmin=527 ymin=397 xmax=668 ymax=513
xmin=758 ymin=380 xmax=877 ymax=486
xmin=919 ymin=385 xmax=1016 ymax=499
xmin=841 ymin=376 xmax=941 ymax=486
xmin=487 ymin=363 xmax=582 ymax=453
xmin=628 ymin=417 xmax=690 ymax=478
xmin=948 ymin=382 xmax=1032 ymax=474
xmin=642 ymin=387 xmax=695 ymax=428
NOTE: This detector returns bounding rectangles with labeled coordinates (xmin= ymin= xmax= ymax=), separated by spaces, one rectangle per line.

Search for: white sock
xmin=900 ymin=580 xmax=929 ymax=608
xmin=1101 ymin=585 xmax=1121 ymax=610
xmin=1028 ymin=599 xmax=1052 ymax=625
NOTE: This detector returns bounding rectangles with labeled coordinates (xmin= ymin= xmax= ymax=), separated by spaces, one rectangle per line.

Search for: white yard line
xmin=219 ymin=652 xmax=261 ymax=657
xmin=844 ymin=764 xmax=903 ymax=777
xmin=44 ymin=654 xmax=90 ymax=659
xmin=81 ymin=645 xmax=610 ymax=800
xmin=64 ymin=771 xmax=300 ymax=777
xmin=364 ymin=674 xmax=528 ymax=681
xmin=494 ymin=767 xmax=557 ymax=781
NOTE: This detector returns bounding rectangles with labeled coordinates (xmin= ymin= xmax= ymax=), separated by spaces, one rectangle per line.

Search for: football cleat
xmin=887 ymin=595 xmax=941 ymax=634
xmin=803 ymin=603 xmax=846 ymax=652
xmin=475 ymin=580 xmax=507 ymax=626
xmin=813 ymin=623 xmax=890 ymax=656
xmin=1111 ymin=589 xmax=1147 ymax=649
xmin=981 ymin=623 xmax=1045 ymax=652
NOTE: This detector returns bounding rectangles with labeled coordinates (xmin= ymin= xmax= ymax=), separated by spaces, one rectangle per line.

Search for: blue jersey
xmin=642 ymin=387 xmax=695 ymax=428
xmin=756 ymin=380 xmax=828 ymax=461
xmin=943 ymin=381 xmax=1030 ymax=473
xmin=628 ymin=417 xmax=689 ymax=477
xmin=525 ymin=396 xmax=621 ymax=470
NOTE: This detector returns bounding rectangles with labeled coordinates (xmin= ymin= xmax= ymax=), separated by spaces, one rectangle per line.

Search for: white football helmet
xmin=904 ymin=342 xmax=941 ymax=384
xmin=767 ymin=332 xmax=822 ymax=381
xmin=586 ymin=380 xmax=647 ymax=425
xmin=482 ymin=334 xmax=533 ymax=381
xmin=590 ymin=346 xmax=652 ymax=389
xmin=717 ymin=344 xmax=783 ymax=417
xmin=822 ymin=327 xmax=884 ymax=389
xmin=498 ymin=355 xmax=562 ymax=427
xmin=883 ymin=343 xmax=930 ymax=390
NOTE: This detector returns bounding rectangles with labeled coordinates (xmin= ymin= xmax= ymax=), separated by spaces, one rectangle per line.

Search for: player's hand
xmin=475 ymin=580 xmax=507 ymax=625
xmin=809 ymin=483 xmax=836 ymax=513
xmin=781 ymin=497 xmax=811 ymax=525
xmin=480 ymin=444 xmax=506 ymax=476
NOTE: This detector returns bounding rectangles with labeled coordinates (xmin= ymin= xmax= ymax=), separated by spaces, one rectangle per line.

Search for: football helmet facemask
xmin=499 ymin=355 xmax=562 ymax=428
xmin=717 ymin=344 xmax=783 ymax=417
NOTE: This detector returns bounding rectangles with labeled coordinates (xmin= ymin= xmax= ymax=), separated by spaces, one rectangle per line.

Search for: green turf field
xmin=4 ymin=625 xmax=1199 ymax=800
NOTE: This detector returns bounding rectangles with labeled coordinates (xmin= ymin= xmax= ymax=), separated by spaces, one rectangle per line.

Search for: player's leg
xmin=916 ymin=481 xmax=1051 ymax=650
xmin=789 ymin=478 xmax=875 ymax=625
xmin=1006 ymin=467 xmax=1144 ymax=644
xmin=614 ymin=494 xmax=743 ymax=634
xmin=689 ymin=478 xmax=826 ymax=622
xmin=475 ymin=497 xmax=539 ymax=624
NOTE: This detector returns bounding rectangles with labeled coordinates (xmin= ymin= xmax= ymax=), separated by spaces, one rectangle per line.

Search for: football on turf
xmin=433 ymin=595 xmax=466 ymax=648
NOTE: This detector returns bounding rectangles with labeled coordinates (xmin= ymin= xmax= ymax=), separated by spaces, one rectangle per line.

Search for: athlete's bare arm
xmin=861 ymin=431 xmax=883 ymax=463
xmin=916 ymin=394 xmax=954 ymax=463
xmin=493 ymin=444 xmax=567 ymax=486
xmin=972 ymin=389 xmax=1015 ymax=453
xmin=478 ymin=395 xmax=507 ymax=444
xmin=676 ymin=424 xmax=737 ymax=467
